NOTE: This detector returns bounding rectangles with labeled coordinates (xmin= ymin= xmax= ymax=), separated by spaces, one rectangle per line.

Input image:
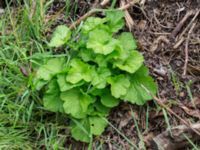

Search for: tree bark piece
xmin=152 ymin=123 xmax=200 ymax=150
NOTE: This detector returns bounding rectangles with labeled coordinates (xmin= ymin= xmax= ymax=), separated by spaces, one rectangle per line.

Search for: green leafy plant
xmin=34 ymin=10 xmax=157 ymax=143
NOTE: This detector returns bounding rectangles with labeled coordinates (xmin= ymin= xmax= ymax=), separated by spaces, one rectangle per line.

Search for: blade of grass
xmin=102 ymin=117 xmax=139 ymax=150
xmin=130 ymin=108 xmax=146 ymax=150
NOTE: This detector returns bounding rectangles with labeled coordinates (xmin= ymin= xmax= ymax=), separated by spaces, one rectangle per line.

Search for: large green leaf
xmin=43 ymin=79 xmax=64 ymax=113
xmin=89 ymin=116 xmax=107 ymax=135
xmin=36 ymin=57 xmax=65 ymax=81
xmin=93 ymin=101 xmax=111 ymax=116
xmin=71 ymin=118 xmax=91 ymax=143
xmin=107 ymin=75 xmax=130 ymax=98
xmin=49 ymin=25 xmax=71 ymax=47
xmin=114 ymin=51 xmax=144 ymax=73
xmin=87 ymin=29 xmax=118 ymax=55
xmin=57 ymin=74 xmax=84 ymax=91
xmin=118 ymin=32 xmax=137 ymax=51
xmin=91 ymin=67 xmax=111 ymax=89
xmin=100 ymin=90 xmax=120 ymax=107
xmin=82 ymin=17 xmax=107 ymax=34
xmin=66 ymin=59 xmax=95 ymax=84
xmin=122 ymin=66 xmax=157 ymax=105
xmin=106 ymin=10 xmax=125 ymax=33
xmin=78 ymin=48 xmax=94 ymax=62
xmin=60 ymin=88 xmax=95 ymax=118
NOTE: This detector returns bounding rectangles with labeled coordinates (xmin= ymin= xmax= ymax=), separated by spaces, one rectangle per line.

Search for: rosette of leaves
xmin=34 ymin=10 xmax=157 ymax=143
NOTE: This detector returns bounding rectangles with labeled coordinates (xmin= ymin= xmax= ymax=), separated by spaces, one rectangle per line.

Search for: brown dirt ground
xmin=47 ymin=0 xmax=200 ymax=149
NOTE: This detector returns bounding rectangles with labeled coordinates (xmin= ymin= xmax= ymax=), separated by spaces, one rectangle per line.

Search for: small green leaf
xmin=91 ymin=67 xmax=111 ymax=89
xmin=66 ymin=59 xmax=95 ymax=84
xmin=93 ymin=101 xmax=111 ymax=116
xmin=89 ymin=116 xmax=107 ymax=135
xmin=122 ymin=66 xmax=158 ymax=105
xmin=49 ymin=25 xmax=71 ymax=47
xmin=87 ymin=29 xmax=117 ymax=55
xmin=94 ymin=55 xmax=108 ymax=67
xmin=43 ymin=79 xmax=64 ymax=113
xmin=114 ymin=51 xmax=144 ymax=73
xmin=78 ymin=48 xmax=94 ymax=62
xmin=106 ymin=10 xmax=125 ymax=32
xmin=34 ymin=79 xmax=48 ymax=90
xmin=57 ymin=74 xmax=84 ymax=91
xmin=36 ymin=57 xmax=65 ymax=81
xmin=100 ymin=90 xmax=120 ymax=107
xmin=88 ymin=88 xmax=103 ymax=96
xmin=60 ymin=88 xmax=95 ymax=118
xmin=82 ymin=17 xmax=107 ymax=34
xmin=71 ymin=118 xmax=91 ymax=143
xmin=118 ymin=32 xmax=137 ymax=51
xmin=107 ymin=75 xmax=130 ymax=98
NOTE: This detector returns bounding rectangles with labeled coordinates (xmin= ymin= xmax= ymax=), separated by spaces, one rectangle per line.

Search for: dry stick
xmin=69 ymin=9 xmax=96 ymax=29
xmin=173 ymin=10 xmax=199 ymax=50
xmin=69 ymin=0 xmax=139 ymax=29
xmin=118 ymin=0 xmax=139 ymax=10
xmin=141 ymin=85 xmax=200 ymax=136
xmin=173 ymin=37 xmax=185 ymax=49
xmin=170 ymin=10 xmax=194 ymax=38
xmin=183 ymin=22 xmax=196 ymax=76
xmin=100 ymin=0 xmax=110 ymax=6
xmin=69 ymin=0 xmax=110 ymax=29
xmin=179 ymin=10 xmax=200 ymax=39
xmin=120 ymin=0 xmax=135 ymax=31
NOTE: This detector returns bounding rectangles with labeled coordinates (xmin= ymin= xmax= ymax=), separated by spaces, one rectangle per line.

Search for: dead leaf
xmin=150 ymin=36 xmax=169 ymax=52
xmin=179 ymin=104 xmax=200 ymax=119
xmin=143 ymin=132 xmax=155 ymax=147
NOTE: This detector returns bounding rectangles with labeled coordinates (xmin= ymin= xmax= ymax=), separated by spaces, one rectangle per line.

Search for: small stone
xmin=179 ymin=92 xmax=185 ymax=97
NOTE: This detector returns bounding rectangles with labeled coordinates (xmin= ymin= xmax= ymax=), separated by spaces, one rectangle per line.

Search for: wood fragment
xmin=183 ymin=22 xmax=196 ymax=76
xmin=152 ymin=123 xmax=200 ymax=150
xmin=170 ymin=10 xmax=194 ymax=38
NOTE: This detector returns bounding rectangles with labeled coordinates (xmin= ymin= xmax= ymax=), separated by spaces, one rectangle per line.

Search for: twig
xmin=120 ymin=0 xmax=134 ymax=31
xmin=100 ymin=0 xmax=110 ymax=6
xmin=118 ymin=0 xmax=139 ymax=10
xmin=173 ymin=37 xmax=185 ymax=49
xmin=69 ymin=9 xmax=97 ymax=29
xmin=140 ymin=0 xmax=146 ymax=5
xmin=170 ymin=10 xmax=194 ymax=38
xmin=183 ymin=22 xmax=196 ymax=76
xmin=179 ymin=9 xmax=200 ymax=39
xmin=141 ymin=85 xmax=200 ymax=136
xmin=69 ymin=0 xmax=110 ymax=29
xmin=69 ymin=0 xmax=139 ymax=29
